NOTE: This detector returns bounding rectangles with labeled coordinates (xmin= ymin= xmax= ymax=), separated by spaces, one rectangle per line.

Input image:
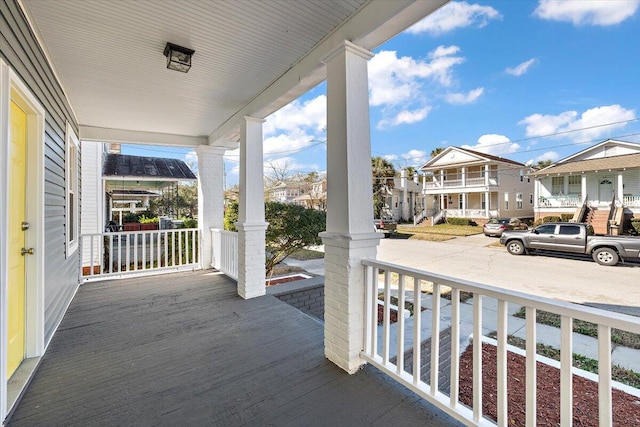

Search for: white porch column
xmin=320 ymin=40 xmax=381 ymax=374
xmin=461 ymin=167 xmax=466 ymax=187
xmin=237 ymin=117 xmax=268 ymax=299
xmin=401 ymin=169 xmax=409 ymax=221
xmin=617 ymin=172 xmax=624 ymax=201
xmin=196 ymin=145 xmax=226 ymax=269
xmin=484 ymin=164 xmax=490 ymax=186
xmin=582 ymin=174 xmax=587 ymax=201
xmin=485 ymin=191 xmax=490 ymax=217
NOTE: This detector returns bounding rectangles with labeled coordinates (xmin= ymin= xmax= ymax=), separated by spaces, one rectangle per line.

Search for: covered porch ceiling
xmin=20 ymin=0 xmax=448 ymax=147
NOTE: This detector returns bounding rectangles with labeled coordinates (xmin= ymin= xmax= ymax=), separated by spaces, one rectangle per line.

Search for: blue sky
xmin=124 ymin=0 xmax=640 ymax=187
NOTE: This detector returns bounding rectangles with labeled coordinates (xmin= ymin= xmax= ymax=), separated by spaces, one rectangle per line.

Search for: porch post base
xmin=236 ymin=222 xmax=268 ymax=299
xmin=320 ymin=231 xmax=381 ymax=374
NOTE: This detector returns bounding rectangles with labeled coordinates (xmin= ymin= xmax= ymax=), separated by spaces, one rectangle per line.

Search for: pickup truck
xmin=499 ymin=222 xmax=640 ymax=266
xmin=374 ymin=218 xmax=397 ymax=238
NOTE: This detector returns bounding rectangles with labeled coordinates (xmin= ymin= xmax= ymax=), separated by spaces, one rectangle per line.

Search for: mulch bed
xmin=377 ymin=305 xmax=399 ymax=325
xmin=458 ymin=343 xmax=640 ymax=426
xmin=266 ymin=274 xmax=309 ymax=286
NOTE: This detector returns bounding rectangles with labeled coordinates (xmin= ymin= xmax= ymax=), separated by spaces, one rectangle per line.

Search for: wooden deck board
xmin=8 ymin=271 xmax=462 ymax=426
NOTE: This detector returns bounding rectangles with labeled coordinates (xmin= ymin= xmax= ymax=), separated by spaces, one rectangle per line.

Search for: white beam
xmin=79 ymin=126 xmax=208 ymax=147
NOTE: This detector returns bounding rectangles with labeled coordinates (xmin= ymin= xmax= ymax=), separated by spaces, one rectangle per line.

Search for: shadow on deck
xmin=8 ymin=271 xmax=462 ymax=426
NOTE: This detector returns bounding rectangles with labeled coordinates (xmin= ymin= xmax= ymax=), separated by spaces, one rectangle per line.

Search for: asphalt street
xmin=376 ymin=234 xmax=640 ymax=313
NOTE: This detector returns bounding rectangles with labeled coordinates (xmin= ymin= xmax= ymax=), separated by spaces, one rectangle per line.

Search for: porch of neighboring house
xmin=7 ymin=271 xmax=460 ymax=426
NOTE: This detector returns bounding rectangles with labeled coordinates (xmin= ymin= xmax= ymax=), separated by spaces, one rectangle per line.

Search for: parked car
xmin=499 ymin=222 xmax=640 ymax=266
xmin=374 ymin=218 xmax=397 ymax=238
xmin=483 ymin=218 xmax=528 ymax=237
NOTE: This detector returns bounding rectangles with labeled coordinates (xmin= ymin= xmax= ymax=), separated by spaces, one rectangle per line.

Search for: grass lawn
xmin=287 ymin=248 xmax=325 ymax=260
xmin=396 ymin=223 xmax=483 ymax=241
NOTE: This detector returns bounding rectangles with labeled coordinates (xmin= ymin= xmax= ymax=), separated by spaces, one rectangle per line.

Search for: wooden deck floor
xmin=8 ymin=271 xmax=462 ymax=426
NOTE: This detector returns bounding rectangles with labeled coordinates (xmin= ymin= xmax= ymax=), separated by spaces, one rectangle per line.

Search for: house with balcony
xmin=2 ymin=1 xmax=638 ymax=426
xmin=530 ymin=139 xmax=640 ymax=234
xmin=419 ymin=147 xmax=535 ymax=223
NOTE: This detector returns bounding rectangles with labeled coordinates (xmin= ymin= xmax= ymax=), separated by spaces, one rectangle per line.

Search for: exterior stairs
xmin=588 ymin=208 xmax=610 ymax=235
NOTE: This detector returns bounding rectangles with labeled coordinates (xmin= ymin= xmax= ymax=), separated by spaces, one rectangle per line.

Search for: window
xmin=516 ymin=193 xmax=523 ymax=210
xmin=551 ymin=176 xmax=564 ymax=195
xmin=504 ymin=192 xmax=509 ymax=210
xmin=559 ymin=225 xmax=580 ymax=235
xmin=536 ymin=224 xmax=556 ymax=234
xmin=529 ymin=194 xmax=534 ymax=204
xmin=66 ymin=123 xmax=80 ymax=257
xmin=568 ymin=175 xmax=581 ymax=195
xmin=458 ymin=194 xmax=464 ymax=209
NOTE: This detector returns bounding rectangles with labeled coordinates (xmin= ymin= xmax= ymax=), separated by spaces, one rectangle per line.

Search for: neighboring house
xmin=267 ymin=180 xmax=312 ymax=204
xmin=383 ymin=171 xmax=424 ymax=222
xmin=419 ymin=147 xmax=535 ymax=222
xmin=530 ymin=139 xmax=640 ymax=234
xmin=293 ymin=179 xmax=327 ymax=211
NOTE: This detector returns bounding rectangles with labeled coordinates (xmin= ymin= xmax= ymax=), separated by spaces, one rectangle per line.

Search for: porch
xmin=7 ymin=271 xmax=460 ymax=426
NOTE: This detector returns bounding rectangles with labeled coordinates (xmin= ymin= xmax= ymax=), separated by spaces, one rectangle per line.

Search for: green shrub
xmin=533 ymin=215 xmax=562 ymax=227
xmin=631 ymin=217 xmax=640 ymax=233
xmin=561 ymin=213 xmax=574 ymax=222
xmin=139 ymin=215 xmax=159 ymax=224
xmin=447 ymin=217 xmax=473 ymax=226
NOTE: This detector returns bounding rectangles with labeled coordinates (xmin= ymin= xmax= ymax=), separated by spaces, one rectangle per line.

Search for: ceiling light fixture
xmin=163 ymin=42 xmax=195 ymax=73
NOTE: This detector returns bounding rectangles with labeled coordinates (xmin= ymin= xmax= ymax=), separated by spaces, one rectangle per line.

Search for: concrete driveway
xmin=376 ymin=234 xmax=640 ymax=311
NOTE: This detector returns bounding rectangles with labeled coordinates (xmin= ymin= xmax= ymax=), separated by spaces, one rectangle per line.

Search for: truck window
xmin=536 ymin=224 xmax=556 ymax=234
xmin=559 ymin=225 xmax=581 ymax=235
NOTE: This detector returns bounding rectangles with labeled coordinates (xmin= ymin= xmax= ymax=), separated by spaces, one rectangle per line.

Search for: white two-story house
xmin=530 ymin=139 xmax=640 ymax=233
xmin=419 ymin=147 xmax=535 ymax=223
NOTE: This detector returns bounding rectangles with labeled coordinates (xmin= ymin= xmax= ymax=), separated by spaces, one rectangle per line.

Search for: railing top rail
xmin=81 ymin=228 xmax=199 ymax=238
xmin=362 ymin=258 xmax=640 ymax=332
xmin=210 ymin=228 xmax=238 ymax=235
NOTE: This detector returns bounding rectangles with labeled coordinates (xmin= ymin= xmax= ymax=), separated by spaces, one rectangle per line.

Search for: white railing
xmin=443 ymin=179 xmax=462 ymax=188
xmin=361 ymin=259 xmax=640 ymax=427
xmin=465 ymin=177 xmax=485 ymax=186
xmin=80 ymin=228 xmax=200 ymax=282
xmin=623 ymin=195 xmax=640 ymax=207
xmin=424 ymin=181 xmax=441 ymax=190
xmin=539 ymin=195 xmax=582 ymax=208
xmin=211 ymin=228 xmax=238 ymax=280
xmin=444 ymin=209 xmax=486 ymax=218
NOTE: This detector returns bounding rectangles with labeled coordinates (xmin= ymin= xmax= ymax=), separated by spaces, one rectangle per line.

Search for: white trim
xmin=0 ymin=59 xmax=46 ymax=423
xmin=65 ymin=123 xmax=79 ymax=258
xmin=79 ymin=125 xmax=207 ymax=147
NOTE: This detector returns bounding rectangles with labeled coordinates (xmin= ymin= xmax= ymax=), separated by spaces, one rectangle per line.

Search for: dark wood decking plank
xmin=8 ymin=271 xmax=462 ymax=426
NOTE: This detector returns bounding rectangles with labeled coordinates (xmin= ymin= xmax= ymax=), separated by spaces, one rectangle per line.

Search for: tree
xmin=149 ymin=181 xmax=198 ymax=218
xmin=224 ymin=201 xmax=326 ymax=276
xmin=534 ymin=159 xmax=553 ymax=170
xmin=371 ymin=156 xmax=396 ymax=218
xmin=430 ymin=147 xmax=445 ymax=158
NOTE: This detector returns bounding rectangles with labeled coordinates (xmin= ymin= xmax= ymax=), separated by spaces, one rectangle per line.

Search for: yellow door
xmin=7 ymin=100 xmax=27 ymax=378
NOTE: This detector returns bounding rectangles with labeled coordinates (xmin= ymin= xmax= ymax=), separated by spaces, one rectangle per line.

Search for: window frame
xmin=65 ymin=123 xmax=80 ymax=257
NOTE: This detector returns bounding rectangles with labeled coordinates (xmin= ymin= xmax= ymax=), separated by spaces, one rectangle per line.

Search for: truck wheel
xmin=592 ymin=248 xmax=619 ymax=266
xmin=506 ymin=240 xmax=525 ymax=255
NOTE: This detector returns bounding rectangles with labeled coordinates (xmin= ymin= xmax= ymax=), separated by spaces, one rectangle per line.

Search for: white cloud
xmin=264 ymin=95 xmax=326 ymax=136
xmin=402 ymin=149 xmax=428 ymax=166
xmin=531 ymin=151 xmax=560 ymax=164
xmin=505 ymin=58 xmax=537 ymax=76
xmin=383 ymin=154 xmax=398 ymax=162
xmin=368 ymin=47 xmax=464 ymax=108
xmin=518 ymin=104 xmax=636 ymax=142
xmin=377 ymin=107 xmax=432 ymax=130
xmin=407 ymin=1 xmax=502 ymax=35
xmin=444 ymin=87 xmax=484 ymax=104
xmin=262 ymin=128 xmax=323 ymax=158
xmin=463 ymin=134 xmax=521 ymax=156
xmin=534 ymin=0 xmax=639 ymax=26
